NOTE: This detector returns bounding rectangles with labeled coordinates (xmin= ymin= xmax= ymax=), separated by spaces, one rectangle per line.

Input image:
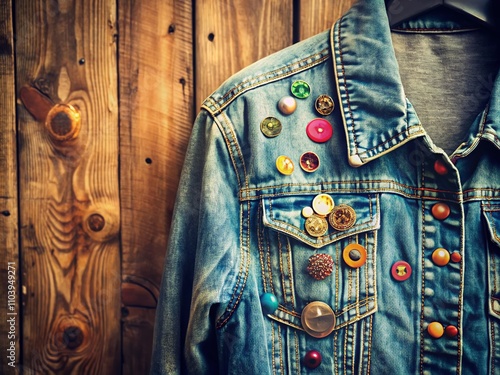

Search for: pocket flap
xmin=483 ymin=204 xmax=500 ymax=248
xmin=262 ymin=193 xmax=379 ymax=249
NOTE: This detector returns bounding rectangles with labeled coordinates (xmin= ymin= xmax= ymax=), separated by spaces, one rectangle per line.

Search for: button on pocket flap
xmin=483 ymin=204 xmax=500 ymax=248
xmin=261 ymin=193 xmax=380 ymax=249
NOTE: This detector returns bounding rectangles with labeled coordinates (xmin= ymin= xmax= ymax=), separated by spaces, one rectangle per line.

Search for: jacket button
xmin=445 ymin=325 xmax=459 ymax=337
xmin=434 ymin=159 xmax=448 ymax=175
xmin=431 ymin=202 xmax=451 ymax=220
xmin=343 ymin=243 xmax=367 ymax=268
xmin=427 ymin=321 xmax=444 ymax=339
xmin=451 ymin=252 xmax=462 ymax=263
xmin=303 ymin=350 xmax=322 ymax=369
xmin=260 ymin=293 xmax=279 ymax=315
xmin=432 ymin=248 xmax=450 ymax=266
xmin=277 ymin=96 xmax=297 ymax=115
xmin=391 ymin=260 xmax=412 ymax=281
xmin=301 ymin=301 xmax=336 ymax=338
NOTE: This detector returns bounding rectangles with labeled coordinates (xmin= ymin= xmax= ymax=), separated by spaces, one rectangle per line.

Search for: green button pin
xmin=291 ymin=80 xmax=311 ymax=99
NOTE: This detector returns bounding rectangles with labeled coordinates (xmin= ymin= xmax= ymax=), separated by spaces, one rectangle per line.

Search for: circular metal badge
xmin=260 ymin=117 xmax=282 ymax=138
xmin=300 ymin=152 xmax=320 ymax=173
xmin=315 ymin=94 xmax=335 ymax=116
xmin=305 ymin=215 xmax=329 ymax=237
xmin=328 ymin=204 xmax=356 ymax=231
xmin=301 ymin=301 xmax=336 ymax=338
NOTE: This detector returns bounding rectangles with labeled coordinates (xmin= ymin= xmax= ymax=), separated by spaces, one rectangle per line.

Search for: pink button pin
xmin=306 ymin=118 xmax=333 ymax=143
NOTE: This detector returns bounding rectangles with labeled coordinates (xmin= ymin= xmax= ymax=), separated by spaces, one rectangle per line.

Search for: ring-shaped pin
xmin=343 ymin=243 xmax=367 ymax=268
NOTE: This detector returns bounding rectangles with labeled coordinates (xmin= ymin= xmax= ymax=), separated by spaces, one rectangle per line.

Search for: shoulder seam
xmin=202 ymin=47 xmax=331 ymax=115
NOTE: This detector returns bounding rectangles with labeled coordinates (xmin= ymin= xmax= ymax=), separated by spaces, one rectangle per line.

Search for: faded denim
xmin=150 ymin=0 xmax=500 ymax=373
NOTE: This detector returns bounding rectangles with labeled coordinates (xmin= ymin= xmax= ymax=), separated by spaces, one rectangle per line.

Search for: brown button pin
xmin=300 ymin=152 xmax=320 ymax=173
xmin=315 ymin=94 xmax=335 ymax=116
xmin=328 ymin=204 xmax=356 ymax=231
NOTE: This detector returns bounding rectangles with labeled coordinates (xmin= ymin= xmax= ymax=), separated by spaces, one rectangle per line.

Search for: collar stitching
xmin=337 ymin=18 xmax=360 ymax=155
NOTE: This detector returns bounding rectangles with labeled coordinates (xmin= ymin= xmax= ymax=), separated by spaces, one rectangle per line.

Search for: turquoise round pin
xmin=260 ymin=293 xmax=279 ymax=314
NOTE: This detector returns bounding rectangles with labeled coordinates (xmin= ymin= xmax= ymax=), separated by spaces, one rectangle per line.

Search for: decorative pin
xmin=260 ymin=117 xmax=282 ymax=138
xmin=315 ymin=94 xmax=335 ymax=116
xmin=307 ymin=253 xmax=334 ymax=280
xmin=343 ymin=243 xmax=367 ymax=268
xmin=306 ymin=118 xmax=333 ymax=143
xmin=312 ymin=194 xmax=335 ymax=216
xmin=278 ymin=96 xmax=297 ymax=115
xmin=300 ymin=152 xmax=320 ymax=173
xmin=276 ymin=155 xmax=294 ymax=175
xmin=328 ymin=204 xmax=356 ymax=231
xmin=291 ymin=80 xmax=311 ymax=99
xmin=304 ymin=215 xmax=328 ymax=237
xmin=302 ymin=206 xmax=314 ymax=218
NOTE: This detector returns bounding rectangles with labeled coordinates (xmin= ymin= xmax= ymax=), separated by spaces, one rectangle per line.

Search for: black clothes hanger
xmin=386 ymin=0 xmax=499 ymax=29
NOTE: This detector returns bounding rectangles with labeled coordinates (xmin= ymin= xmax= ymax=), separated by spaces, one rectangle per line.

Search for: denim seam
xmin=419 ymin=161 xmax=426 ymax=374
xmin=285 ymin=237 xmax=296 ymax=310
xmin=367 ymin=314 xmax=374 ymax=373
xmin=491 ymin=322 xmax=496 ymax=375
xmin=267 ymin=200 xmax=277 ymax=295
xmin=257 ymin=206 xmax=268 ymax=293
xmin=278 ymin=325 xmax=284 ymax=374
xmin=334 ymin=330 xmax=340 ymax=375
xmin=271 ymin=324 xmax=276 ymax=375
xmin=336 ymin=17 xmax=359 ymax=156
xmin=200 ymin=51 xmax=331 ymax=115
xmin=210 ymin=112 xmax=244 ymax=191
xmin=221 ymin=111 xmax=249 ymax=189
xmin=215 ymin=201 xmax=251 ymax=329
xmin=294 ymin=331 xmax=300 ymax=375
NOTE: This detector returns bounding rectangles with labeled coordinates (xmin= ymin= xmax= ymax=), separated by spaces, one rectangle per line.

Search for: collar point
xmin=348 ymin=154 xmax=364 ymax=167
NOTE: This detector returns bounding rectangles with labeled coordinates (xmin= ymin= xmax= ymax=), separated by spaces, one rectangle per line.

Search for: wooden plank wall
xmin=0 ymin=0 xmax=355 ymax=373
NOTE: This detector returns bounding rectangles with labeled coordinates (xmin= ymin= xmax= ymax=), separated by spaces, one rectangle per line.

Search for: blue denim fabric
xmin=150 ymin=0 xmax=500 ymax=373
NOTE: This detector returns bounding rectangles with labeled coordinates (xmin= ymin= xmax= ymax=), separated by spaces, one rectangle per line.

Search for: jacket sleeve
xmin=149 ymin=109 xmax=241 ymax=374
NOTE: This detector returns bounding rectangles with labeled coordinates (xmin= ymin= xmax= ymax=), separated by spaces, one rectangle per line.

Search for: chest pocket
xmin=483 ymin=203 xmax=500 ymax=320
xmin=258 ymin=193 xmax=380 ymax=336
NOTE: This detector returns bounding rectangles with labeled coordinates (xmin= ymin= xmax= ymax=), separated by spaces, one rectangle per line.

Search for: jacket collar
xmin=331 ymin=0 xmax=500 ymax=167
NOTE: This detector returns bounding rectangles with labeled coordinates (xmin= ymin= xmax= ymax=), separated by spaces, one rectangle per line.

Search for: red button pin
xmin=306 ymin=118 xmax=333 ymax=143
xmin=391 ymin=260 xmax=412 ymax=281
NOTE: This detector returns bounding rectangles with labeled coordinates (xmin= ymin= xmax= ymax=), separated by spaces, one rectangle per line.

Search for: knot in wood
xmin=88 ymin=213 xmax=105 ymax=232
xmin=63 ymin=326 xmax=84 ymax=350
xmin=45 ymin=103 xmax=81 ymax=141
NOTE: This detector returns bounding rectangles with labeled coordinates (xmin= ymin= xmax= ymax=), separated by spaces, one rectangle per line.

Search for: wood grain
xmin=118 ymin=0 xmax=194 ymax=373
xmin=195 ymin=0 xmax=294 ymax=105
xmin=298 ymin=0 xmax=355 ymax=40
xmin=0 ymin=1 xmax=20 ymax=373
xmin=15 ymin=0 xmax=121 ymax=373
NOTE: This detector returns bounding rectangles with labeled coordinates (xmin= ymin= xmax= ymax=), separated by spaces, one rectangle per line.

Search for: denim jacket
xmin=150 ymin=0 xmax=500 ymax=373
